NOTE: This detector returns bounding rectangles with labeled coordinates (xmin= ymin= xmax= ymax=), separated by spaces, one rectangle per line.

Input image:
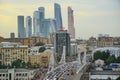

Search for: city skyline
xmin=0 ymin=0 xmax=120 ymax=39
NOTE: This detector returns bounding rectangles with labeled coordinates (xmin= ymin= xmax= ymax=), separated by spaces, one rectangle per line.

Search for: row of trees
xmin=107 ymin=76 xmax=120 ymax=80
xmin=0 ymin=59 xmax=32 ymax=69
xmin=93 ymin=50 xmax=120 ymax=64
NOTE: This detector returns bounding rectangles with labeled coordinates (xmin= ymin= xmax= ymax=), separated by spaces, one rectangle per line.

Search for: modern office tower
xmin=68 ymin=7 xmax=75 ymax=38
xmin=26 ymin=16 xmax=32 ymax=38
xmin=54 ymin=3 xmax=63 ymax=31
xmin=38 ymin=7 xmax=45 ymax=22
xmin=18 ymin=16 xmax=25 ymax=38
xmin=54 ymin=30 xmax=70 ymax=56
xmin=40 ymin=19 xmax=57 ymax=38
xmin=10 ymin=32 xmax=15 ymax=38
xmin=33 ymin=11 xmax=40 ymax=36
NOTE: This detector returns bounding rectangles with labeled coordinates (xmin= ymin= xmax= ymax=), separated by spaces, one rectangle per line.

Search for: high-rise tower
xmin=40 ymin=19 xmax=57 ymax=38
xmin=33 ymin=11 xmax=40 ymax=36
xmin=68 ymin=7 xmax=75 ymax=38
xmin=18 ymin=16 xmax=25 ymax=38
xmin=26 ymin=16 xmax=32 ymax=38
xmin=38 ymin=7 xmax=45 ymax=22
xmin=54 ymin=3 xmax=63 ymax=31
xmin=54 ymin=30 xmax=70 ymax=56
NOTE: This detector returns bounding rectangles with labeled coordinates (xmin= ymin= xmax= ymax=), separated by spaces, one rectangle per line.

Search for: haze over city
xmin=0 ymin=0 xmax=120 ymax=39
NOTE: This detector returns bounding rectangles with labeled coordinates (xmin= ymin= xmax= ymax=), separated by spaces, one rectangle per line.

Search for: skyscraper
xmin=18 ymin=16 xmax=25 ymax=38
xmin=26 ymin=16 xmax=32 ymax=38
xmin=54 ymin=30 xmax=70 ymax=56
xmin=54 ymin=3 xmax=63 ymax=31
xmin=68 ymin=7 xmax=75 ymax=38
xmin=33 ymin=11 xmax=40 ymax=36
xmin=38 ymin=7 xmax=45 ymax=22
xmin=40 ymin=19 xmax=57 ymax=38
xmin=10 ymin=32 xmax=15 ymax=38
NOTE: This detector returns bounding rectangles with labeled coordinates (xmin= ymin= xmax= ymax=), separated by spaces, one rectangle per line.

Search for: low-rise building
xmin=0 ymin=37 xmax=52 ymax=47
xmin=0 ymin=68 xmax=36 ymax=80
xmin=97 ymin=37 xmax=114 ymax=47
xmin=28 ymin=50 xmax=51 ymax=67
xmin=0 ymin=42 xmax=28 ymax=66
xmin=89 ymin=71 xmax=120 ymax=80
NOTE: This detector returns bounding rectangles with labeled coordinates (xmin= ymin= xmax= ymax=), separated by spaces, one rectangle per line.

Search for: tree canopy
xmin=35 ymin=42 xmax=45 ymax=46
xmin=39 ymin=47 xmax=46 ymax=52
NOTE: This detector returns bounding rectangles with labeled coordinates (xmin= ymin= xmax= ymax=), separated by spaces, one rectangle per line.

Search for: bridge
xmin=33 ymin=46 xmax=90 ymax=80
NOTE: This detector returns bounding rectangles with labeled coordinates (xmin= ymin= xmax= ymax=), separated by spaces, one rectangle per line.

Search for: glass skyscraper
xmin=18 ymin=16 xmax=25 ymax=38
xmin=33 ymin=11 xmax=40 ymax=36
xmin=38 ymin=7 xmax=45 ymax=22
xmin=40 ymin=19 xmax=57 ymax=38
xmin=26 ymin=16 xmax=32 ymax=38
xmin=54 ymin=3 xmax=63 ymax=31
xmin=54 ymin=30 xmax=70 ymax=56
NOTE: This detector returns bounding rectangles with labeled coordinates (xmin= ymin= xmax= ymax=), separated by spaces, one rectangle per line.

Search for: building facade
xmin=0 ymin=37 xmax=52 ymax=47
xmin=97 ymin=37 xmax=114 ymax=47
xmin=68 ymin=7 xmax=75 ymax=38
xmin=26 ymin=16 xmax=32 ymax=38
xmin=0 ymin=69 xmax=36 ymax=80
xmin=54 ymin=30 xmax=70 ymax=56
xmin=28 ymin=52 xmax=50 ymax=67
xmin=18 ymin=16 xmax=25 ymax=38
xmin=0 ymin=42 xmax=28 ymax=65
xmin=54 ymin=3 xmax=63 ymax=31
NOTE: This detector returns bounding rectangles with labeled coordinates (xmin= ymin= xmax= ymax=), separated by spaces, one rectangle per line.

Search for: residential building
xmin=0 ymin=42 xmax=28 ymax=65
xmin=18 ymin=16 xmax=25 ymax=38
xmin=28 ymin=50 xmax=50 ymax=67
xmin=89 ymin=70 xmax=120 ymax=80
xmin=54 ymin=30 xmax=70 ymax=56
xmin=0 ymin=68 xmax=36 ymax=80
xmin=40 ymin=19 xmax=57 ymax=38
xmin=68 ymin=7 xmax=75 ymax=38
xmin=54 ymin=3 xmax=63 ymax=31
xmin=26 ymin=16 xmax=32 ymax=38
xmin=0 ymin=37 xmax=52 ymax=47
xmin=97 ymin=37 xmax=114 ymax=47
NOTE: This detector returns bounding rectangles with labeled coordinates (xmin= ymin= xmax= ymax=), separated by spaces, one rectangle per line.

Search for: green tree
xmin=107 ymin=77 xmax=111 ymax=80
xmin=116 ymin=56 xmax=120 ymax=63
xmin=39 ymin=47 xmax=46 ymax=52
xmin=106 ymin=55 xmax=116 ymax=64
xmin=12 ymin=59 xmax=22 ymax=68
xmin=116 ymin=76 xmax=120 ymax=80
xmin=102 ymin=51 xmax=110 ymax=61
xmin=35 ymin=42 xmax=45 ymax=46
xmin=93 ymin=51 xmax=102 ymax=60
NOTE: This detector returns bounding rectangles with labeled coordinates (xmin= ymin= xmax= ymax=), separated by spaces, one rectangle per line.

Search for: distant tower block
xmin=59 ymin=46 xmax=66 ymax=64
xmin=68 ymin=7 xmax=75 ymax=38
xmin=10 ymin=32 xmax=15 ymax=38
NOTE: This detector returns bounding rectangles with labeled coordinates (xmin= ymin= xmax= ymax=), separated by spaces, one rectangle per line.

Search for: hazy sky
xmin=0 ymin=0 xmax=120 ymax=39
